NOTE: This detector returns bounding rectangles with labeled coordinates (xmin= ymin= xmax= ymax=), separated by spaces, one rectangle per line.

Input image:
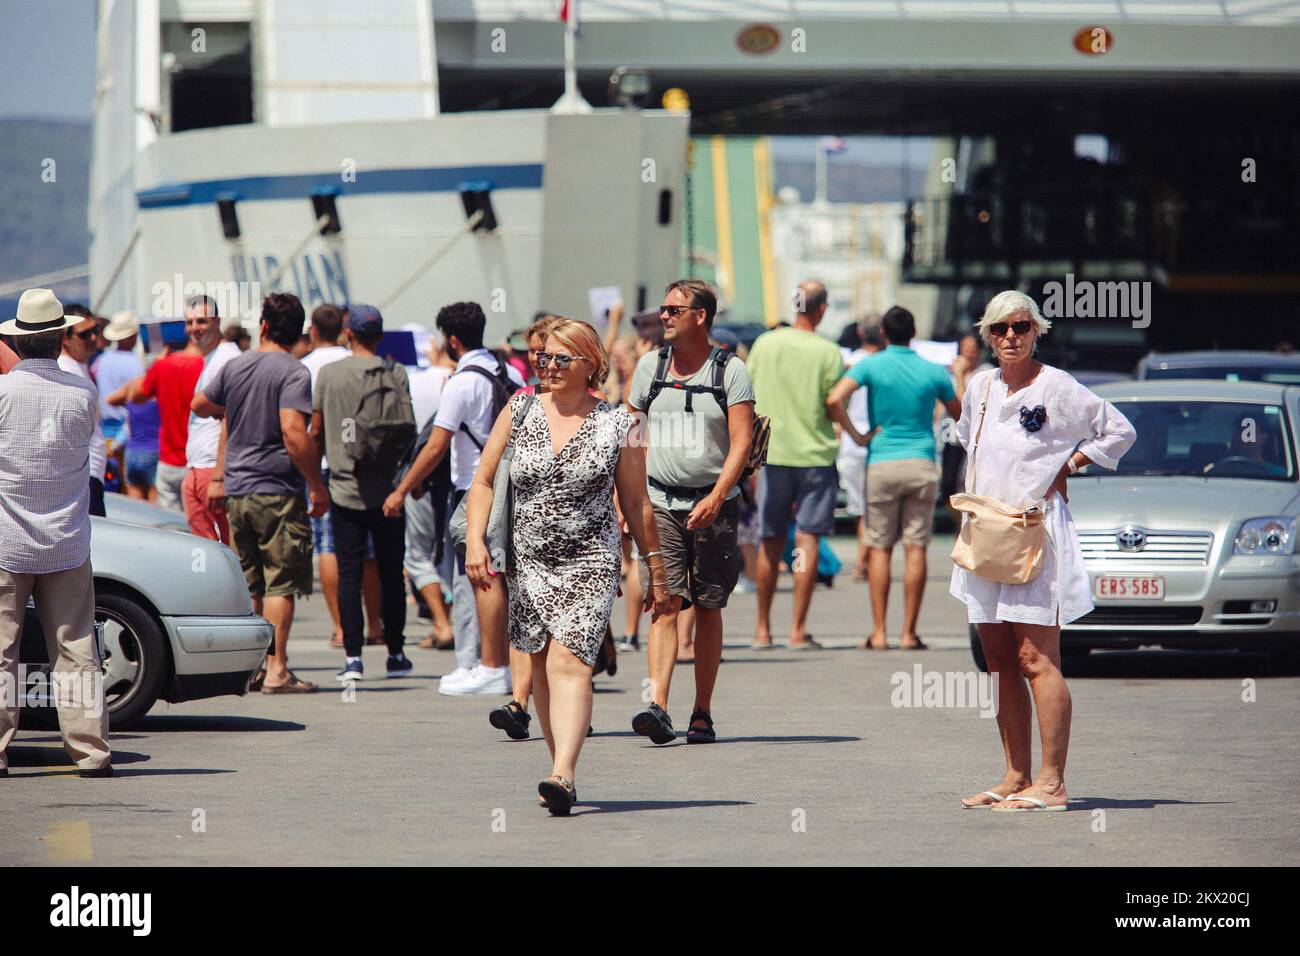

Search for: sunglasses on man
xmin=534 ymin=350 xmax=587 ymax=370
xmin=988 ymin=319 xmax=1034 ymax=338
xmin=659 ymin=305 xmax=698 ymax=318
xmin=72 ymin=328 xmax=98 ymax=341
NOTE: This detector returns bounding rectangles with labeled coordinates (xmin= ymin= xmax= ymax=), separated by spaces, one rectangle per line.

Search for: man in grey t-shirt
xmin=626 ymin=279 xmax=755 ymax=746
xmin=194 ymin=293 xmax=326 ymax=695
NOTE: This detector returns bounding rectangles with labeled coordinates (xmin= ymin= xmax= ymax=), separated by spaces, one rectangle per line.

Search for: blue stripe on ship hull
xmin=137 ymin=163 xmax=544 ymax=209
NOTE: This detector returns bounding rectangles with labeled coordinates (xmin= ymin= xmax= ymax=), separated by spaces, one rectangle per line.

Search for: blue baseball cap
xmin=346 ymin=304 xmax=383 ymax=336
xmin=710 ymin=328 xmax=740 ymax=352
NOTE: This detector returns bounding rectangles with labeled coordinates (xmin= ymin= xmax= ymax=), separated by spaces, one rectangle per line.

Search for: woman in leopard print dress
xmin=465 ymin=319 xmax=670 ymax=814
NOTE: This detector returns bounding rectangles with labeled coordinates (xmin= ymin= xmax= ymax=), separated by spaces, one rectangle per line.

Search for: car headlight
xmin=1234 ymin=517 xmax=1296 ymax=555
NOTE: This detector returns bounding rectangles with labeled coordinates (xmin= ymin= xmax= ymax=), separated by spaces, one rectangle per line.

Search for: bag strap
xmin=643 ymin=346 xmax=673 ymax=412
xmin=965 ymin=374 xmax=996 ymax=494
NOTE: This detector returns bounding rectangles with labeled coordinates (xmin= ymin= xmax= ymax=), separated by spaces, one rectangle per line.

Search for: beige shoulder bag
xmin=949 ymin=375 xmax=1046 ymax=584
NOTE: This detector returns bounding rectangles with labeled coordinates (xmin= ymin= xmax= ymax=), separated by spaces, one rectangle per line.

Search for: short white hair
xmin=976 ymin=290 xmax=1052 ymax=347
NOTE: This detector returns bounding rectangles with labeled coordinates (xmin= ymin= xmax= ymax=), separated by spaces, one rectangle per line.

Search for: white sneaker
xmin=439 ymin=664 xmax=511 ymax=696
xmin=437 ymin=665 xmax=476 ymax=694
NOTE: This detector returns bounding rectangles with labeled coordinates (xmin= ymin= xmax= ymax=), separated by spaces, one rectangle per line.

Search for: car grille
xmin=1078 ymin=530 xmax=1213 ymax=566
xmin=1073 ymin=606 xmax=1204 ymax=626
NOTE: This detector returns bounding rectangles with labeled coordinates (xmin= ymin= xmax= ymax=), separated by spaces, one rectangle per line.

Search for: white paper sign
xmin=587 ymin=286 xmax=622 ymax=333
xmin=910 ymin=338 xmax=959 ymax=367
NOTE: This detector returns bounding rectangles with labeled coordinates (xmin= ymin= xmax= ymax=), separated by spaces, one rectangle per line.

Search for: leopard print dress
xmin=507 ymin=393 xmax=629 ymax=665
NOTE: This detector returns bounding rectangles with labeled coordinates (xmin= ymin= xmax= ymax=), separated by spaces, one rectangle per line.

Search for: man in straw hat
xmin=0 ymin=289 xmax=113 ymax=778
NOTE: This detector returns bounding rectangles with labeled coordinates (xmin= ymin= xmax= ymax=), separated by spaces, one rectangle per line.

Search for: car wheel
xmin=96 ymin=592 xmax=170 ymax=729
xmin=969 ymin=626 xmax=988 ymax=673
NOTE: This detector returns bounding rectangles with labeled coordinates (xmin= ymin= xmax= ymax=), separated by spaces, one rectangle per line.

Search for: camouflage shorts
xmin=226 ymin=493 xmax=314 ymax=598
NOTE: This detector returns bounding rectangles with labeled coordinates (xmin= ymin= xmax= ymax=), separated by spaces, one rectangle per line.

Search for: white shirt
xmin=186 ymin=341 xmax=242 ymax=469
xmin=838 ymin=346 xmax=871 ymax=459
xmin=949 ymin=365 xmax=1137 ymax=626
xmin=299 ymin=344 xmax=351 ymax=470
xmin=407 ymin=365 xmax=452 ymax=431
xmin=433 ymin=349 xmax=525 ymax=490
xmin=57 ymin=353 xmax=106 ymax=481
xmin=0 ymin=360 xmax=95 ymax=573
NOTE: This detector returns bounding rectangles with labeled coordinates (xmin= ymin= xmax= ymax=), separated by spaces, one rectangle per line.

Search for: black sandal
xmin=538 ymin=775 xmax=577 ymax=815
xmin=489 ymin=700 xmax=531 ymax=740
xmin=686 ymin=709 xmax=716 ymax=744
xmin=631 ymin=703 xmax=675 ymax=745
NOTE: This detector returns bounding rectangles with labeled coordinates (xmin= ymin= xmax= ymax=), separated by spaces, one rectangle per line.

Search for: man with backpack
xmin=385 ymin=302 xmax=523 ymax=696
xmin=313 ymin=305 xmax=417 ymax=681
xmin=626 ymin=279 xmax=756 ymax=745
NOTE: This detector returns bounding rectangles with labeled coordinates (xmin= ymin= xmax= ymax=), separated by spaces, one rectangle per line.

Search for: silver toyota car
xmin=970 ymin=379 xmax=1299 ymax=668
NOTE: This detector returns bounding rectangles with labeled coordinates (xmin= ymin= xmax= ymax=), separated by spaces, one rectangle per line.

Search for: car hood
xmin=1067 ymin=476 xmax=1299 ymax=528
xmin=91 ymin=517 xmax=254 ymax=616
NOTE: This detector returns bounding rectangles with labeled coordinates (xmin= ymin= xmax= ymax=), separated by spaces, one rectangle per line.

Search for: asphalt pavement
xmin=3 ymin=534 xmax=1297 ymax=866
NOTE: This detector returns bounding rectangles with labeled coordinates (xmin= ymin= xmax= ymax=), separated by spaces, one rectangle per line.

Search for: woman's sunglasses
xmin=535 ymin=350 xmax=586 ymax=370
xmin=988 ymin=320 xmax=1033 ymax=338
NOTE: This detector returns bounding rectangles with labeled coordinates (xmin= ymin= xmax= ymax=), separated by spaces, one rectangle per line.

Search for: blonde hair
xmin=546 ymin=318 xmax=609 ymax=390
xmin=526 ymin=313 xmax=563 ymax=346
xmin=976 ymin=290 xmax=1052 ymax=347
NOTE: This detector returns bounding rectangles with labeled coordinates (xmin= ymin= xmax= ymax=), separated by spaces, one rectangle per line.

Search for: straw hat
xmin=0 ymin=288 xmax=81 ymax=337
xmin=103 ymin=310 xmax=140 ymax=342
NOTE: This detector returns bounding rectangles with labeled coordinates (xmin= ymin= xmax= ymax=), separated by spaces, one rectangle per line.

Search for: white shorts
xmin=837 ymin=449 xmax=867 ymax=517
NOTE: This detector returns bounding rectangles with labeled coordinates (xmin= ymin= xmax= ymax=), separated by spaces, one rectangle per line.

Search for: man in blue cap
xmin=311 ymin=305 xmax=417 ymax=681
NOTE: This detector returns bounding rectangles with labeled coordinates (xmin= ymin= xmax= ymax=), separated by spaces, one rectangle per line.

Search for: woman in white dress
xmin=950 ymin=291 xmax=1136 ymax=812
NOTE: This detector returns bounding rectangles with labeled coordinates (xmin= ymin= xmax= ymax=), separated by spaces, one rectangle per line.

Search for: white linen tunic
xmin=948 ymin=365 xmax=1137 ymax=626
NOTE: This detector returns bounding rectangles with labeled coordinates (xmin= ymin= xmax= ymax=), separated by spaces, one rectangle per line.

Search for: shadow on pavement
xmin=577 ymin=799 xmax=753 ymax=815
xmin=1068 ymin=650 xmax=1298 ymax=679
xmin=133 ymin=715 xmax=306 ymax=733
xmin=711 ymin=735 xmax=861 ymax=745
xmin=1067 ymin=797 xmax=1232 ymax=810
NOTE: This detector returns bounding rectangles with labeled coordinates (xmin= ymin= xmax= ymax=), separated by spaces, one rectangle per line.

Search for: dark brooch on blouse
xmin=1019 ymin=404 xmax=1047 ymax=433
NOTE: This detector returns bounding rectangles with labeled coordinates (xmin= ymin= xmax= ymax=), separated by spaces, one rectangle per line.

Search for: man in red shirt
xmin=125 ymin=330 xmax=203 ymax=512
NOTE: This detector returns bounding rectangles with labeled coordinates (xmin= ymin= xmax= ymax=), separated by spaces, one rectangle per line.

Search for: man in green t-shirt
xmin=747 ymin=280 xmax=866 ymax=651
xmin=827 ymin=306 xmax=962 ymax=650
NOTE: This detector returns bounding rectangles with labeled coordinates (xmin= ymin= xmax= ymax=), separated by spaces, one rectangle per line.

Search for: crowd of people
xmin=0 ymin=280 xmax=1136 ymax=817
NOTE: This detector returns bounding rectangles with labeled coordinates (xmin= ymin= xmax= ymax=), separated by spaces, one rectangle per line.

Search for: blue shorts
xmin=124 ymin=447 xmax=158 ymax=489
xmin=758 ymin=464 xmax=838 ymax=538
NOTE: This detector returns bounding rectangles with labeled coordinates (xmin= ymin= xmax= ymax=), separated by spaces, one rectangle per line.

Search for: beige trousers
xmin=0 ymin=560 xmax=112 ymax=771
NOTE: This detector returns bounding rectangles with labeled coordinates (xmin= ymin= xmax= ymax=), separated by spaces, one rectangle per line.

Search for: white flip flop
xmin=962 ymin=790 xmax=1009 ymax=809
xmin=991 ymin=794 xmax=1067 ymax=812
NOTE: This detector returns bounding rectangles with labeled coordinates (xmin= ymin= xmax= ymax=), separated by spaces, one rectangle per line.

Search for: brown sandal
xmin=248 ymin=669 xmax=266 ymax=692
xmin=261 ymin=672 xmax=318 ymax=694
xmin=537 ymin=775 xmax=577 ymax=815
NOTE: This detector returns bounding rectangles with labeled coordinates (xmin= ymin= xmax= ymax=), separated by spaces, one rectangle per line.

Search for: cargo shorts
xmin=638 ymin=498 xmax=743 ymax=610
xmin=226 ymin=493 xmax=314 ymax=598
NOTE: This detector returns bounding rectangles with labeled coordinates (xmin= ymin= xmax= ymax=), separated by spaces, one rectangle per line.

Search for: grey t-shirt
xmin=204 ymin=349 xmax=313 ymax=497
xmin=314 ymin=355 xmax=411 ymax=511
xmin=628 ymin=348 xmax=756 ymax=511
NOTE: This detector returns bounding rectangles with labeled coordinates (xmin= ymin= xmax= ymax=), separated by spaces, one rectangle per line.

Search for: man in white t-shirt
xmin=57 ymin=306 xmax=107 ymax=517
xmin=386 ymin=302 xmax=523 ymax=696
xmin=182 ymin=302 xmax=241 ymax=542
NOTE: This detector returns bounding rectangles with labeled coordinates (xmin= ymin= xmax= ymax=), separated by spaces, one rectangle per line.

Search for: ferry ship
xmin=89 ymin=0 xmax=688 ymax=344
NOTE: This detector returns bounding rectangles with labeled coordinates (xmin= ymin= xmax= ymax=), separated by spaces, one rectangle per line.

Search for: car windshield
xmin=1145 ymin=365 xmax=1300 ymax=385
xmin=1083 ymin=400 xmax=1297 ymax=481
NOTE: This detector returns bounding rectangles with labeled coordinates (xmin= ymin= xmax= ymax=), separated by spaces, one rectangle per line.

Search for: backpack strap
xmin=643 ymin=346 xmax=673 ymax=413
xmin=708 ymin=346 xmax=731 ymax=417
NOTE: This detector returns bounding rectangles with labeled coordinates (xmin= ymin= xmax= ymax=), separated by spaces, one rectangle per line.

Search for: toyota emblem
xmin=1116 ymin=527 xmax=1146 ymax=551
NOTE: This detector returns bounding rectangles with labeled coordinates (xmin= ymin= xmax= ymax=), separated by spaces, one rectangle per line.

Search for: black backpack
xmin=644 ymin=346 xmax=771 ymax=487
xmin=347 ymin=357 xmax=417 ymax=471
xmin=454 ymin=357 xmax=521 ymax=451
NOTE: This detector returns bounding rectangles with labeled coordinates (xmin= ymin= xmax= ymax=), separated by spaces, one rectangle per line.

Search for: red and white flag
xmin=818 ymin=136 xmax=847 ymax=155
xmin=558 ymin=0 xmax=579 ymax=33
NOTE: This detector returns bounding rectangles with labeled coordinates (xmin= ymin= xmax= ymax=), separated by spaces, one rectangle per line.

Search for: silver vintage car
xmin=969 ymin=379 xmax=1300 ymax=668
xmin=20 ymin=503 xmax=272 ymax=728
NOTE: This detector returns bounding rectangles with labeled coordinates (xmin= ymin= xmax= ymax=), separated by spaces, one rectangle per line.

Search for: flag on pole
xmin=558 ymin=0 xmax=580 ymax=34
xmin=818 ymin=136 xmax=847 ymax=155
